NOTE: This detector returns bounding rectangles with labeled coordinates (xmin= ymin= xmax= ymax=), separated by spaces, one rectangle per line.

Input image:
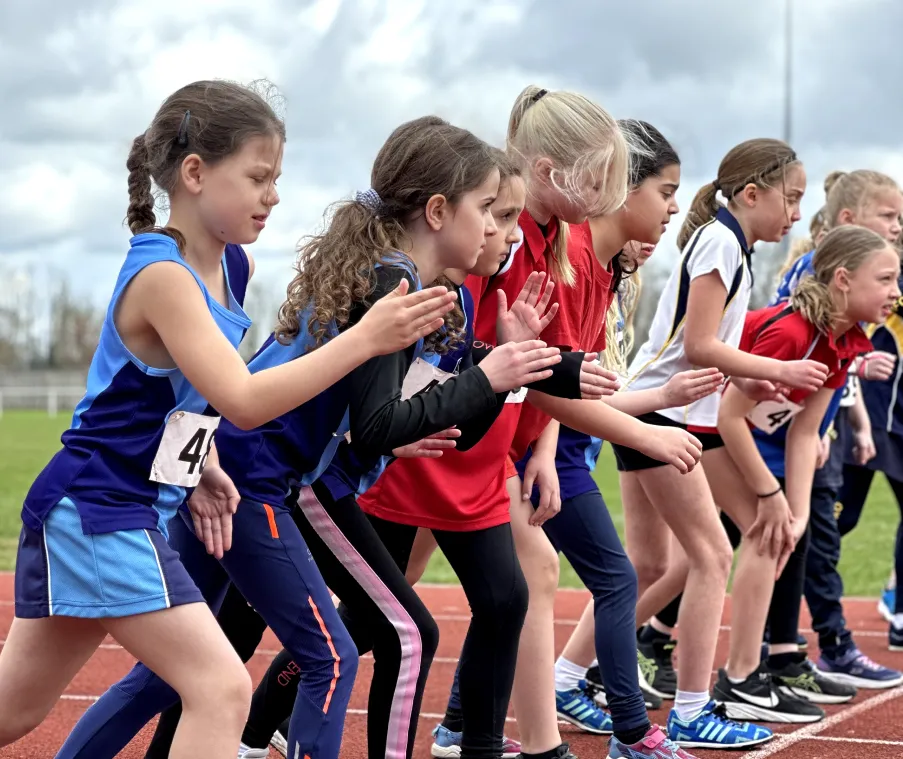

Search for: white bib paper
xmin=401 ymin=358 xmax=456 ymax=402
xmin=505 ymin=387 xmax=528 ymax=405
xmin=150 ymin=411 xmax=220 ymax=487
xmin=746 ymin=397 xmax=804 ymax=434
xmin=839 ymin=375 xmax=858 ymax=408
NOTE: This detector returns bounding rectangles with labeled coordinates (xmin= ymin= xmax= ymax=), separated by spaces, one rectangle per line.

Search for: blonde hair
xmin=677 ymin=138 xmax=799 ymax=250
xmin=791 ymin=225 xmax=890 ymax=333
xmin=602 ymin=274 xmax=642 ymax=375
xmin=506 ymin=85 xmax=631 ymax=287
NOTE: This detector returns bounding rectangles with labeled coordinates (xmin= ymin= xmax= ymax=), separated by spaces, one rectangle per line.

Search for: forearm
xmin=848 ymin=392 xmax=872 ymax=434
xmin=719 ymin=416 xmax=780 ymax=495
xmin=527 ymin=391 xmax=651 ymax=449
xmin=604 ymin=387 xmax=665 ymax=416
xmin=784 ymin=428 xmax=819 ymax=522
xmin=533 ymin=419 xmax=560 ymax=458
xmin=686 ymin=338 xmax=784 ymax=382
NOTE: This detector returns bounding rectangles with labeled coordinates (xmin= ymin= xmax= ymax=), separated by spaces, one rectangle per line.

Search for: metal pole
xmin=784 ymin=0 xmax=793 ymax=145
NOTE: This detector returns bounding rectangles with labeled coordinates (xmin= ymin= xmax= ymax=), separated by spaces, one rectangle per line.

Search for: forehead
xmin=868 ymin=245 xmax=902 ymax=269
xmin=866 ymin=188 xmax=903 ymax=211
xmin=782 ymin=163 xmax=807 ymax=191
xmin=231 ymin=133 xmax=284 ymax=165
xmin=493 ymin=175 xmax=526 ymax=208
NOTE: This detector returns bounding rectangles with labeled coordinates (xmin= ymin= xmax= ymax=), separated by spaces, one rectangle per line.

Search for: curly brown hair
xmin=126 ymin=79 xmax=285 ymax=250
xmin=276 ymin=116 xmax=496 ymax=354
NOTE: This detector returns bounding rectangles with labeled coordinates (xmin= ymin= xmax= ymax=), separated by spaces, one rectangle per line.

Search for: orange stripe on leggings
xmin=262 ymin=503 xmax=279 ymax=538
xmin=308 ymin=595 xmax=341 ymax=714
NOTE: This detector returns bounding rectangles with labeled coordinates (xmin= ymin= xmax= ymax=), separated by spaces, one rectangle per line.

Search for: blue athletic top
xmin=216 ymin=265 xmax=501 ymax=510
xmin=22 ymin=235 xmax=251 ymax=535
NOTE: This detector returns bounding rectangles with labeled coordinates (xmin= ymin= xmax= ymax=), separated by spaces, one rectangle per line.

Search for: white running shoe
xmin=270 ymin=729 xmax=289 ymax=757
xmin=237 ymin=743 xmax=270 ymax=759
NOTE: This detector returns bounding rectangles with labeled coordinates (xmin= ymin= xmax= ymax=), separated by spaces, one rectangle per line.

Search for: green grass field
xmin=0 ymin=410 xmax=896 ymax=596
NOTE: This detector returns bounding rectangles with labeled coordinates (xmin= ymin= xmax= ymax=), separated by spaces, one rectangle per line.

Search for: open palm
xmin=497 ymin=271 xmax=559 ymax=344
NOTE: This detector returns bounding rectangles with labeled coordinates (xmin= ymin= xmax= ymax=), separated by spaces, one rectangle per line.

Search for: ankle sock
xmin=673 ymin=690 xmax=709 ymax=722
xmin=554 ymin=656 xmax=588 ymax=693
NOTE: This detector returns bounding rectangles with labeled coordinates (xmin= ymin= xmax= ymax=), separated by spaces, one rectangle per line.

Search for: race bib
xmin=746 ymin=397 xmax=804 ymax=434
xmin=839 ymin=375 xmax=859 ymax=408
xmin=150 ymin=411 xmax=220 ymax=487
xmin=505 ymin=386 xmax=528 ymax=404
xmin=401 ymin=358 xmax=455 ymax=401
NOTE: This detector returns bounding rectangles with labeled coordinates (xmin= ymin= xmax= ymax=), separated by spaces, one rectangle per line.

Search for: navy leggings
xmin=53 ymin=500 xmax=358 ymax=759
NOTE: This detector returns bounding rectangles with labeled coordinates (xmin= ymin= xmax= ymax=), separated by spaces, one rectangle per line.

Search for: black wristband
xmin=758 ymin=486 xmax=782 ymax=499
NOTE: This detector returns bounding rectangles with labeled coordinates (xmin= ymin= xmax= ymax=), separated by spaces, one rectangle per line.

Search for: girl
xmin=54 ymin=116 xmax=568 ymax=759
xmin=511 ymin=121 xmax=727 ymax=759
xmin=357 ymin=89 xmax=702 ymax=759
xmin=227 ymin=151 xmax=615 ymax=759
xmin=714 ymin=225 xmax=899 ymax=716
xmin=606 ymin=138 xmax=827 ymax=748
xmin=3 ymin=81 xmax=456 ymax=759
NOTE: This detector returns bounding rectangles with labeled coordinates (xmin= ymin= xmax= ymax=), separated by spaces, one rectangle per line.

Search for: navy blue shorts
xmin=15 ymin=497 xmax=203 ymax=619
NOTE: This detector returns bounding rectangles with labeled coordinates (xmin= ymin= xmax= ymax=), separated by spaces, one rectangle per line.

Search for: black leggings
xmin=654 ymin=505 xmax=810 ymax=647
xmin=245 ymin=512 xmax=528 ymax=759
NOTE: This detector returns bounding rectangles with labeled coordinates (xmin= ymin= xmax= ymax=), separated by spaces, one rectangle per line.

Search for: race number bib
xmin=401 ymin=358 xmax=455 ymax=401
xmin=839 ymin=375 xmax=859 ymax=408
xmin=150 ymin=411 xmax=220 ymax=487
xmin=746 ymin=397 xmax=804 ymax=434
xmin=505 ymin=387 xmax=528 ymax=404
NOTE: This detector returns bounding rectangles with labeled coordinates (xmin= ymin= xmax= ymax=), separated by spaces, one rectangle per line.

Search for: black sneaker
xmin=517 ymin=743 xmax=577 ymax=759
xmin=584 ymin=665 xmax=663 ymax=710
xmin=890 ymin=623 xmax=903 ymax=651
xmin=712 ymin=667 xmax=825 ymax=724
xmin=764 ymin=656 xmax=856 ymax=704
xmin=636 ymin=640 xmax=677 ymax=700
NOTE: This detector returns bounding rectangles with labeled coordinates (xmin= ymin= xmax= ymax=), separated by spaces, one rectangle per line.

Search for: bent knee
xmin=689 ymin=531 xmax=733 ymax=579
xmin=519 ymin=544 xmax=560 ymax=598
xmin=0 ymin=710 xmax=45 ymax=747
xmin=182 ymin=659 xmax=251 ymax=722
xmin=634 ymin=555 xmax=669 ymax=589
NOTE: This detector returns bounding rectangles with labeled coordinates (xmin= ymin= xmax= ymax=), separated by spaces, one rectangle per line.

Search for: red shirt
xmin=740 ymin=305 xmax=873 ymax=402
xmin=511 ymin=220 xmax=614 ymax=460
xmin=358 ymin=211 xmax=579 ymax=531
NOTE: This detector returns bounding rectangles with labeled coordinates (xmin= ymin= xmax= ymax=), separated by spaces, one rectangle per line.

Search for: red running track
xmin=0 ymin=574 xmax=901 ymax=758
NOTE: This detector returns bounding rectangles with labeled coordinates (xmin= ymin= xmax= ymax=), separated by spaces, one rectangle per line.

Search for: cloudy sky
xmin=2 ymin=0 xmax=902 ymax=328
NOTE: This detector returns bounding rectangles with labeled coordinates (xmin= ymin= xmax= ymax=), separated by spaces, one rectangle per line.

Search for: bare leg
xmin=405 ymin=528 xmax=439 ymax=585
xmin=0 ymin=616 xmax=107 ymax=745
xmin=559 ymin=600 xmax=596 ymax=667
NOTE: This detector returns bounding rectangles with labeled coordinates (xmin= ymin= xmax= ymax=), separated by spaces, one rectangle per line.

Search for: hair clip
xmin=355 ymin=188 xmax=382 ymax=213
xmin=177 ymin=110 xmax=191 ymax=147
xmin=531 ymin=89 xmax=549 ymax=104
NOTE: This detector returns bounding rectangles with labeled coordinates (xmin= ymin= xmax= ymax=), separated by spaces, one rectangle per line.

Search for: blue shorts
xmin=14 ymin=497 xmax=203 ymax=619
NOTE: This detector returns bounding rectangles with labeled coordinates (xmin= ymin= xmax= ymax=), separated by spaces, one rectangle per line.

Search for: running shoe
xmin=763 ymin=655 xmax=856 ymax=704
xmin=817 ymin=647 xmax=903 ymax=688
xmin=890 ymin=623 xmax=903 ymax=651
xmin=556 ymin=681 xmax=613 ymax=734
xmin=270 ymin=729 xmax=288 ymax=757
xmin=430 ymin=724 xmax=521 ymax=759
xmin=237 ymin=746 xmax=270 ymax=759
xmin=607 ymin=725 xmax=696 ymax=758
xmin=879 ymin=586 xmax=895 ymax=622
xmin=666 ymin=700 xmax=773 ymax=749
xmin=637 ymin=641 xmax=677 ymax=700
xmin=586 ymin=665 xmax=663 ymax=710
xmin=712 ymin=667 xmax=824 ymax=723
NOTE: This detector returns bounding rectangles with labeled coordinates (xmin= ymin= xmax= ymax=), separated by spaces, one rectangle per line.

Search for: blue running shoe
xmin=666 ymin=701 xmax=773 ymax=749
xmin=556 ymin=680 xmax=613 ymax=734
xmin=817 ymin=647 xmax=903 ymax=689
xmin=879 ymin=587 xmax=895 ymax=622
xmin=608 ymin=725 xmax=697 ymax=758
xmin=430 ymin=725 xmax=521 ymax=759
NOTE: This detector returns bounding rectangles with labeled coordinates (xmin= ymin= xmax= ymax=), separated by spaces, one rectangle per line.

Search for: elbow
xmin=684 ymin=338 xmax=710 ymax=367
xmin=223 ymin=409 xmax=259 ymax=432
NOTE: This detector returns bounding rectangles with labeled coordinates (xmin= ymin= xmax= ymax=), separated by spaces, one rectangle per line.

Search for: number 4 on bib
xmin=150 ymin=411 xmax=221 ymax=487
xmin=746 ymin=397 xmax=803 ymax=434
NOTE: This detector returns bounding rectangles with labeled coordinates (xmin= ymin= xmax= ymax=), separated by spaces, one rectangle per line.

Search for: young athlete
xmin=53 ymin=116 xmax=568 ymax=759
xmin=508 ymin=122 xmax=726 ymax=759
xmin=233 ymin=151 xmax=617 ymax=759
xmin=608 ymin=138 xmax=827 ymax=749
xmin=3 ymin=81 xmax=457 ymax=759
xmin=713 ymin=225 xmax=898 ymax=718
xmin=638 ymin=170 xmax=903 ymax=703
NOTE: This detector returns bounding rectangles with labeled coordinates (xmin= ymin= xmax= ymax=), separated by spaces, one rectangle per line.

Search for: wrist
xmin=344 ymin=322 xmax=379 ymax=360
xmin=757 ymin=485 xmax=782 ymax=499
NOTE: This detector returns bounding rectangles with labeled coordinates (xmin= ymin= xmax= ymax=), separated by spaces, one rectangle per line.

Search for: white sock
xmin=674 ymin=690 xmax=710 ymax=722
xmin=554 ymin=656 xmax=588 ymax=692
xmin=893 ymin=613 xmax=903 ymax=630
xmin=590 ymin=658 xmax=598 ymax=668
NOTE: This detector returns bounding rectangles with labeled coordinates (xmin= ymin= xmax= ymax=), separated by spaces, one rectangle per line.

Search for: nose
xmin=267 ymin=182 xmax=280 ymax=207
xmin=485 ymin=215 xmax=498 ymax=237
xmin=790 ymin=207 xmax=802 ymax=223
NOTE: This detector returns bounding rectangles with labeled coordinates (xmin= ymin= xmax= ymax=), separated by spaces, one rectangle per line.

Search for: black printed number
xmin=414 ymin=379 xmax=441 ymax=398
xmin=766 ymin=409 xmax=792 ymax=430
xmin=178 ymin=429 xmax=214 ymax=475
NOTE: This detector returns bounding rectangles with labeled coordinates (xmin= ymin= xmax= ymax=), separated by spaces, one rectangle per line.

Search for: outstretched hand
xmin=496 ymin=271 xmax=559 ymax=344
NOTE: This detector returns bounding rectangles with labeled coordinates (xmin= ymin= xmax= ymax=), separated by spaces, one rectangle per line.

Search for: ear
xmin=833 ymin=266 xmax=852 ymax=293
xmin=836 ymin=208 xmax=856 ymax=226
xmin=179 ymin=154 xmax=205 ymax=196
xmin=424 ymin=194 xmax=448 ymax=231
xmin=532 ymin=157 xmax=554 ymax=185
xmin=737 ymin=183 xmax=758 ymax=207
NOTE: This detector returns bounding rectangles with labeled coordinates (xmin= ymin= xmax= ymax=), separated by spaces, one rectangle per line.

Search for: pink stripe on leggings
xmin=297 ymin=486 xmax=422 ymax=759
